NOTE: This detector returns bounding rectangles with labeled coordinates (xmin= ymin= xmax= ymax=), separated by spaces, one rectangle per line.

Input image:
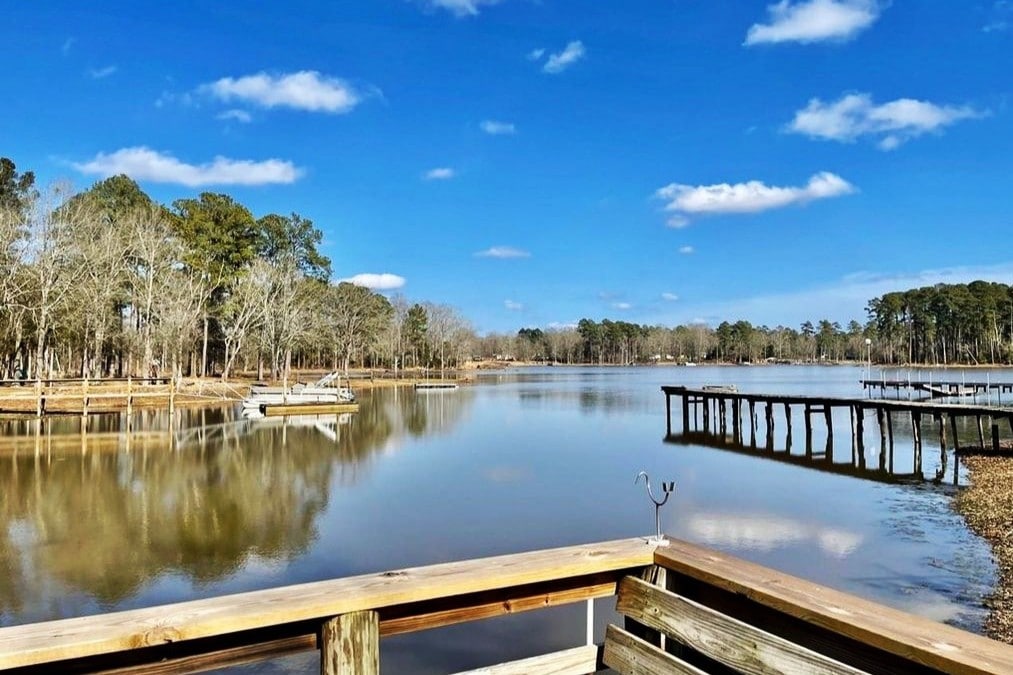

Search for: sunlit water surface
xmin=0 ymin=365 xmax=1001 ymax=672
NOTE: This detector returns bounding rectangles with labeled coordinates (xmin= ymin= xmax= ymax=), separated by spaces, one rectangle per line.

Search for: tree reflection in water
xmin=0 ymin=386 xmax=473 ymax=625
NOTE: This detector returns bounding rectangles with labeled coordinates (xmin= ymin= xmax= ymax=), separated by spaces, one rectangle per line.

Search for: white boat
xmin=243 ymin=372 xmax=355 ymax=409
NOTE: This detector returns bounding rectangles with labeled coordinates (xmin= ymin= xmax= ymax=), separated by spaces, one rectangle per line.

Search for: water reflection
xmin=0 ymin=387 xmax=474 ymax=625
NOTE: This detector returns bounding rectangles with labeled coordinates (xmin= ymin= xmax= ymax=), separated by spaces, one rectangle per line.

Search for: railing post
xmin=321 ymin=610 xmax=379 ymax=675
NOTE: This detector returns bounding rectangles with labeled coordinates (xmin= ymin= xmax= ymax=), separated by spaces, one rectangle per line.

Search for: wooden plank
xmin=379 ymin=578 xmax=619 ymax=636
xmin=450 ymin=645 xmax=601 ymax=675
xmin=602 ymin=624 xmax=707 ymax=675
xmin=321 ymin=610 xmax=378 ymax=675
xmin=262 ymin=403 xmax=360 ymax=417
xmin=654 ymin=539 xmax=1013 ymax=675
xmin=0 ymin=538 xmax=655 ymax=670
xmin=616 ymin=575 xmax=868 ymax=675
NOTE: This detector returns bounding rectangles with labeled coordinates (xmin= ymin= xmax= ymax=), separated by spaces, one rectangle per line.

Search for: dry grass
xmin=954 ymin=455 xmax=1013 ymax=642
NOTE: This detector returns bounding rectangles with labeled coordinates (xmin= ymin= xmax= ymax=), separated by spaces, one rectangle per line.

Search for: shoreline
xmin=953 ymin=453 xmax=1013 ymax=643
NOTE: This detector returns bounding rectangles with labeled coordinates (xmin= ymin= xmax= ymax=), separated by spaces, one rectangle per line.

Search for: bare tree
xmin=219 ymin=259 xmax=270 ymax=380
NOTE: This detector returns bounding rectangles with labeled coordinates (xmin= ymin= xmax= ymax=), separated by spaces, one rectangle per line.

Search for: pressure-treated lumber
xmin=321 ymin=610 xmax=378 ymax=675
xmin=616 ymin=575 xmax=867 ymax=675
xmin=451 ymin=645 xmax=602 ymax=675
xmin=602 ymin=624 xmax=707 ymax=675
xmin=654 ymin=538 xmax=1013 ymax=675
xmin=0 ymin=538 xmax=655 ymax=670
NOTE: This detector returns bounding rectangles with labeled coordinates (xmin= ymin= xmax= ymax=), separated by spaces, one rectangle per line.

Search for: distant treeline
xmin=475 ymin=282 xmax=1013 ymax=366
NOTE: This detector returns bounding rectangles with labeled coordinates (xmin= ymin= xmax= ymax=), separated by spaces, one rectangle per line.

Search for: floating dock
xmin=2 ymin=537 xmax=1013 ymax=673
xmin=861 ymin=378 xmax=1013 ymax=400
xmin=260 ymin=402 xmax=360 ymax=417
xmin=413 ymin=381 xmax=460 ymax=390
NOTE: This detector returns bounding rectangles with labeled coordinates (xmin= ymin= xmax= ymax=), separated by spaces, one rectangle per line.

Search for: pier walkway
xmin=861 ymin=378 xmax=1013 ymax=401
xmin=662 ymin=386 xmax=1013 ymax=482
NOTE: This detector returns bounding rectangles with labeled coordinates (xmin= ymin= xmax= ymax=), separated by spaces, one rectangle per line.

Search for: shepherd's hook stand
xmin=635 ymin=471 xmax=674 ymax=546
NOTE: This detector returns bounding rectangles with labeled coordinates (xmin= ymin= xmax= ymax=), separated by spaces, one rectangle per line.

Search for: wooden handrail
xmin=654 ymin=539 xmax=1013 ymax=675
xmin=0 ymin=538 xmax=655 ymax=673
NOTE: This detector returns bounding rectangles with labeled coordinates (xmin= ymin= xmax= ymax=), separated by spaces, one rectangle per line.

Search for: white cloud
xmin=667 ymin=215 xmax=690 ymax=229
xmin=480 ymin=120 xmax=516 ymax=135
xmin=423 ymin=0 xmax=502 ymax=16
xmin=543 ymin=41 xmax=586 ymax=74
xmin=89 ymin=65 xmax=117 ymax=79
xmin=475 ymin=246 xmax=530 ymax=259
xmin=661 ymin=293 xmax=680 ymax=301
xmin=61 ymin=37 xmax=75 ymax=55
xmin=678 ymin=246 xmax=695 ymax=254
xmin=339 ymin=273 xmax=406 ymax=290
xmin=72 ymin=147 xmax=302 ymax=187
xmin=688 ymin=513 xmax=862 ymax=558
xmin=527 ymin=48 xmax=546 ymax=61
xmin=202 ymin=71 xmax=360 ymax=113
xmin=504 ymin=299 xmax=524 ymax=311
xmin=217 ymin=109 xmax=252 ymax=123
xmin=788 ymin=93 xmax=984 ymax=149
xmin=656 ymin=171 xmax=854 ymax=221
xmin=612 ymin=302 xmax=632 ymax=310
xmin=745 ymin=0 xmax=880 ymax=45
xmin=548 ymin=321 xmax=578 ymax=330
xmin=424 ymin=167 xmax=455 ymax=180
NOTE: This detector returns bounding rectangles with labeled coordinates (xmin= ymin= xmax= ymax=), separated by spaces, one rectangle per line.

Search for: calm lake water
xmin=0 ymin=365 xmax=1002 ymax=672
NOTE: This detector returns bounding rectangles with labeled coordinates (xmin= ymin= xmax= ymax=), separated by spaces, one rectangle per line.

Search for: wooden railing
xmin=3 ymin=537 xmax=1013 ymax=674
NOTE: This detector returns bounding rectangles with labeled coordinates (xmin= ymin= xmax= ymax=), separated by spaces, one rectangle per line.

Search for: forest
xmin=0 ymin=157 xmax=471 ymax=382
xmin=3 ymin=155 xmax=1011 ymax=381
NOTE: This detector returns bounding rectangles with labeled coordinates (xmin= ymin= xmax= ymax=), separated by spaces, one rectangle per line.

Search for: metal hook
xmin=635 ymin=471 xmax=675 ymax=546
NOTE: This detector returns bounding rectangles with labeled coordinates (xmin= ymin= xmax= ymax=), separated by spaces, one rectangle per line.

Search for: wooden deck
xmin=2 ymin=537 xmax=1013 ymax=673
xmin=862 ymin=378 xmax=1013 ymax=401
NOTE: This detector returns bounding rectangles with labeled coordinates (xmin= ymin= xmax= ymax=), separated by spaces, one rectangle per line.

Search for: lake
xmin=0 ymin=365 xmax=999 ymax=672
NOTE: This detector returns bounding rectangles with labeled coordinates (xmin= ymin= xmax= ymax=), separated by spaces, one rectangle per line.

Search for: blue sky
xmin=3 ymin=1 xmax=1011 ymax=333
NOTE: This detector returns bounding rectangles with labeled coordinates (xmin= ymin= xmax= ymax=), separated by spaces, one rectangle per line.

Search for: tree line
xmin=477 ymin=283 xmax=1013 ymax=367
xmin=0 ymin=157 xmax=473 ymax=382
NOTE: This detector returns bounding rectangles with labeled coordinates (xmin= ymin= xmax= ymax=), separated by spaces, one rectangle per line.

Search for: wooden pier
xmin=2 ymin=536 xmax=1013 ymax=674
xmin=663 ymin=385 xmax=1013 ymax=482
xmin=861 ymin=378 xmax=1013 ymax=401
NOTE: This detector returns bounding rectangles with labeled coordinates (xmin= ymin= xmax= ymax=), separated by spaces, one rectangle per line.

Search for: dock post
xmin=666 ymin=392 xmax=672 ymax=436
xmin=784 ymin=403 xmax=792 ymax=449
xmin=82 ymin=375 xmax=89 ymax=419
xmin=824 ymin=405 xmax=834 ymax=458
xmin=876 ymin=408 xmax=887 ymax=470
xmin=977 ymin=415 xmax=986 ymax=449
xmin=765 ymin=402 xmax=774 ymax=449
xmin=681 ymin=394 xmax=689 ymax=434
xmin=321 ymin=610 xmax=379 ymax=675
xmin=950 ymin=415 xmax=960 ymax=454
xmin=35 ymin=378 xmax=42 ymax=418
xmin=748 ymin=401 xmax=756 ymax=447
xmin=993 ymin=423 xmax=1001 ymax=453
xmin=856 ymin=405 xmax=865 ymax=457
xmin=127 ymin=374 xmax=133 ymax=419
xmin=732 ymin=399 xmax=740 ymax=442
xmin=938 ymin=414 xmax=948 ymax=472
xmin=912 ymin=412 xmax=922 ymax=476
xmin=702 ymin=396 xmax=710 ymax=432
xmin=804 ymin=404 xmax=813 ymax=455
xmin=718 ymin=398 xmax=727 ymax=437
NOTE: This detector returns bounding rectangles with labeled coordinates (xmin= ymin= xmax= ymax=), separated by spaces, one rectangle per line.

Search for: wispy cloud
xmin=678 ymin=246 xmax=695 ymax=254
xmin=661 ymin=293 xmax=680 ymax=301
xmin=339 ymin=273 xmax=406 ymax=290
xmin=475 ymin=246 xmax=530 ymax=259
xmin=788 ymin=93 xmax=984 ymax=149
xmin=542 ymin=41 xmax=586 ymax=74
xmin=612 ymin=302 xmax=632 ymax=311
xmin=656 ymin=172 xmax=854 ymax=221
xmin=745 ymin=0 xmax=880 ymax=45
xmin=72 ymin=146 xmax=302 ymax=187
xmin=89 ymin=65 xmax=117 ymax=79
xmin=217 ymin=109 xmax=252 ymax=123
xmin=656 ymin=263 xmax=1013 ymax=328
xmin=480 ymin=120 xmax=516 ymax=135
xmin=423 ymin=167 xmax=455 ymax=180
xmin=422 ymin=0 xmax=502 ymax=16
xmin=527 ymin=48 xmax=546 ymax=61
xmin=504 ymin=299 xmax=524 ymax=311
xmin=61 ymin=38 xmax=75 ymax=55
xmin=202 ymin=71 xmax=361 ymax=113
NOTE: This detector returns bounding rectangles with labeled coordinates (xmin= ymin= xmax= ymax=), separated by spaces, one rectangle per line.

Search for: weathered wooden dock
xmin=663 ymin=386 xmax=1013 ymax=481
xmin=1 ymin=536 xmax=1012 ymax=674
xmin=861 ymin=378 xmax=1013 ymax=401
